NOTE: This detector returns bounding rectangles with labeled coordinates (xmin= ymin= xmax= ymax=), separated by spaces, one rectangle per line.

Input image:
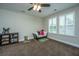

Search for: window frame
xmin=48 ymin=17 xmax=57 ymax=33
xmin=48 ymin=12 xmax=75 ymax=36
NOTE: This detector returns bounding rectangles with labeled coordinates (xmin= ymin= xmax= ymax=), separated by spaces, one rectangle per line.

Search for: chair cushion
xmin=39 ymin=31 xmax=44 ymax=35
xmin=37 ymin=32 xmax=47 ymax=37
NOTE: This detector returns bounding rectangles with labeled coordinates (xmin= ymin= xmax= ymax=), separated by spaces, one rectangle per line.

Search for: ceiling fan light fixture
xmin=37 ymin=5 xmax=41 ymax=11
xmin=28 ymin=3 xmax=50 ymax=13
xmin=33 ymin=4 xmax=38 ymax=10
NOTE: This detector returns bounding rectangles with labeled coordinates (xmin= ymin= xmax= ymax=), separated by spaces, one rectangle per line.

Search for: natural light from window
xmin=49 ymin=17 xmax=57 ymax=33
xmin=49 ymin=12 xmax=75 ymax=36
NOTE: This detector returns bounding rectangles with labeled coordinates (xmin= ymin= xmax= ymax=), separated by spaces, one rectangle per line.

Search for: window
xmin=65 ymin=13 xmax=75 ymax=35
xmin=59 ymin=12 xmax=75 ymax=35
xmin=59 ymin=15 xmax=65 ymax=34
xmin=49 ymin=17 xmax=57 ymax=33
xmin=48 ymin=12 xmax=75 ymax=36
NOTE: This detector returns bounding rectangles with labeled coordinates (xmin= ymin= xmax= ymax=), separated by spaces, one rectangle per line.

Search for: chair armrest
xmin=32 ymin=33 xmax=37 ymax=39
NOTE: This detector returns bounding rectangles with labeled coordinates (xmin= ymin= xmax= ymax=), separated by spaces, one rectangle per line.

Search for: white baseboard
xmin=48 ymin=37 xmax=79 ymax=48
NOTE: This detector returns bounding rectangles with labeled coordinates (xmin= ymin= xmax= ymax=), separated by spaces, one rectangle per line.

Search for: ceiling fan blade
xmin=28 ymin=7 xmax=33 ymax=11
xmin=41 ymin=4 xmax=50 ymax=7
xmin=30 ymin=3 xmax=32 ymax=4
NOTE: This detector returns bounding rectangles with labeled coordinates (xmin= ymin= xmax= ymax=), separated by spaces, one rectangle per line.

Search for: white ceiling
xmin=0 ymin=3 xmax=78 ymax=18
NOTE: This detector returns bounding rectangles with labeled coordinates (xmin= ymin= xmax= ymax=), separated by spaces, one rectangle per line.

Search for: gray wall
xmin=0 ymin=9 xmax=43 ymax=41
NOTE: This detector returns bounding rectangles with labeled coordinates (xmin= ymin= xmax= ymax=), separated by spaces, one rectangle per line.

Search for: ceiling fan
xmin=28 ymin=3 xmax=50 ymax=12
